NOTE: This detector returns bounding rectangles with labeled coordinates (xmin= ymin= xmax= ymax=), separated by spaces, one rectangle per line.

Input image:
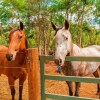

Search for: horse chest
xmin=61 ymin=61 xmax=88 ymax=76
xmin=5 ymin=68 xmax=24 ymax=79
xmin=61 ymin=61 xmax=77 ymax=76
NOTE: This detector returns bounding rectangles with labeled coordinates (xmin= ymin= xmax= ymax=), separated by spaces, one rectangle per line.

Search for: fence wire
xmin=0 ymin=51 xmax=29 ymax=100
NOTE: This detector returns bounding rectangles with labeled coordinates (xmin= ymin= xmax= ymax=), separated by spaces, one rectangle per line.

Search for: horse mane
xmin=25 ymin=37 xmax=28 ymax=49
xmin=8 ymin=28 xmax=19 ymax=38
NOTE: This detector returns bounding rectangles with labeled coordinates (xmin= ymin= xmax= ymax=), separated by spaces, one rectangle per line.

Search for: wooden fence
xmin=0 ymin=48 xmax=40 ymax=100
xmin=0 ymin=48 xmax=100 ymax=100
xmin=28 ymin=48 xmax=40 ymax=100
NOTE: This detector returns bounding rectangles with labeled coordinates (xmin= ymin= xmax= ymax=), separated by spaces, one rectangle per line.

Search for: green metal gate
xmin=40 ymin=56 xmax=100 ymax=100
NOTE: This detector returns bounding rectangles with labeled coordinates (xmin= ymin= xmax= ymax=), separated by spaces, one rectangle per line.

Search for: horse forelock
xmin=54 ymin=27 xmax=62 ymax=35
xmin=8 ymin=27 xmax=28 ymax=50
xmin=8 ymin=28 xmax=19 ymax=38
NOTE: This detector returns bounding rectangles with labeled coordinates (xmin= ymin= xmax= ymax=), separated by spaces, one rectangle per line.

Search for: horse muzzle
xmin=6 ymin=54 xmax=13 ymax=61
xmin=54 ymin=59 xmax=62 ymax=66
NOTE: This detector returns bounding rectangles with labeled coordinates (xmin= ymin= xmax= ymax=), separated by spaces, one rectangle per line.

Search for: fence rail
xmin=0 ymin=48 xmax=40 ymax=100
xmin=40 ymin=56 xmax=100 ymax=100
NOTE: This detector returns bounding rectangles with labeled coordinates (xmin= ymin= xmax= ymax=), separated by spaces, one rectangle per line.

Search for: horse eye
xmin=18 ymin=35 xmax=22 ymax=39
xmin=65 ymin=37 xmax=68 ymax=40
xmin=15 ymin=49 xmax=18 ymax=51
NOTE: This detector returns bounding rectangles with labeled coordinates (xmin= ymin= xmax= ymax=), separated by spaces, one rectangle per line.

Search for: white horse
xmin=51 ymin=20 xmax=100 ymax=98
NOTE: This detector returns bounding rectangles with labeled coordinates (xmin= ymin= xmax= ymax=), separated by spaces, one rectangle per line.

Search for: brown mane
xmin=25 ymin=37 xmax=28 ymax=49
xmin=8 ymin=28 xmax=19 ymax=38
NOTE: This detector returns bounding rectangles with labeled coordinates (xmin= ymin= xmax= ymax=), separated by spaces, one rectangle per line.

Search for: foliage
xmin=0 ymin=0 xmax=100 ymax=55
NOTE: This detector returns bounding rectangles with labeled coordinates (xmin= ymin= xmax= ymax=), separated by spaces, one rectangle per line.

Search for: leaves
xmin=0 ymin=0 xmax=100 ymax=55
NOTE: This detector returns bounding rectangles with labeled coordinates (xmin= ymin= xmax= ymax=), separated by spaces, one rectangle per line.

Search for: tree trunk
xmin=78 ymin=1 xmax=85 ymax=47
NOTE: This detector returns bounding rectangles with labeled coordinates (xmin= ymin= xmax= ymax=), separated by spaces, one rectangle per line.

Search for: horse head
xmin=51 ymin=20 xmax=72 ymax=66
xmin=6 ymin=22 xmax=28 ymax=61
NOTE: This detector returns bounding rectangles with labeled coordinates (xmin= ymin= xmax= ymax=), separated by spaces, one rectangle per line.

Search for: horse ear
xmin=19 ymin=21 xmax=24 ymax=30
xmin=9 ymin=25 xmax=14 ymax=30
xmin=51 ymin=22 xmax=57 ymax=31
xmin=65 ymin=20 xmax=69 ymax=30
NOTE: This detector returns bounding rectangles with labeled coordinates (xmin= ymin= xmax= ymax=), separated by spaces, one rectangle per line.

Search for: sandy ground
xmin=0 ymin=61 xmax=99 ymax=100
xmin=0 ymin=74 xmax=28 ymax=100
xmin=45 ymin=61 xmax=99 ymax=100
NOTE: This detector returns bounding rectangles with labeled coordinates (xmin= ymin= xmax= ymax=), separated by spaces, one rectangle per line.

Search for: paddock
xmin=0 ymin=48 xmax=100 ymax=100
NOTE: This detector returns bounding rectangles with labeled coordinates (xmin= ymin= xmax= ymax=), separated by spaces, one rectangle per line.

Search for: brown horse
xmin=51 ymin=20 xmax=100 ymax=98
xmin=0 ymin=22 xmax=28 ymax=100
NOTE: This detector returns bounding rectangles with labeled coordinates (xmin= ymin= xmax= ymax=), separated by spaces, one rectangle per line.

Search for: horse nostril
xmin=6 ymin=54 xmax=13 ymax=61
xmin=6 ymin=54 xmax=9 ymax=59
xmin=59 ymin=59 xmax=62 ymax=63
xmin=10 ymin=54 xmax=13 ymax=58
xmin=54 ymin=59 xmax=60 ymax=65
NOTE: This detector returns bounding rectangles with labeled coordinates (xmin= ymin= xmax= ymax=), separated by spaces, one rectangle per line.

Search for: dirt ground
xmin=0 ymin=74 xmax=28 ymax=100
xmin=0 ymin=61 xmax=99 ymax=100
xmin=45 ymin=61 xmax=99 ymax=100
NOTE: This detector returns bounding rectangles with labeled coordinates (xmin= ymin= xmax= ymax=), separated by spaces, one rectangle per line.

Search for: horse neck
xmin=63 ymin=44 xmax=82 ymax=75
xmin=70 ymin=43 xmax=81 ymax=56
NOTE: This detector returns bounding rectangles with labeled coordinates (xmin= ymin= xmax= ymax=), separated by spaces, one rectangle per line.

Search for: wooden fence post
xmin=28 ymin=48 xmax=40 ymax=100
